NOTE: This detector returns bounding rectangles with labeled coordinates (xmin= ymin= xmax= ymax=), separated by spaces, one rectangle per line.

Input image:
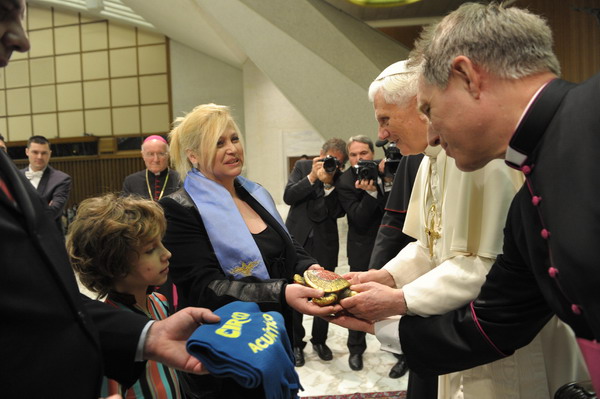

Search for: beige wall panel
xmin=58 ymin=111 xmax=84 ymax=137
xmin=55 ymin=26 xmax=81 ymax=54
xmin=85 ymin=108 xmax=112 ymax=136
xmin=28 ymin=6 xmax=52 ymax=30
xmin=54 ymin=10 xmax=79 ymax=27
xmin=137 ymin=30 xmax=165 ymax=46
xmin=111 ymin=77 xmax=138 ymax=106
xmin=31 ymin=85 xmax=57 ymax=113
xmin=109 ymin=22 xmax=136 ymax=48
xmin=29 ymin=29 xmax=54 ymax=58
xmin=82 ymin=51 xmax=109 ymax=80
xmin=8 ymin=115 xmax=33 ymax=140
xmin=83 ymin=80 xmax=110 ymax=108
xmin=139 ymin=75 xmax=168 ymax=104
xmin=30 ymin=57 xmax=55 ymax=85
xmin=113 ymin=106 xmax=140 ymax=135
xmin=55 ymin=54 xmax=82 ymax=83
xmin=0 ymin=90 xmax=5 ymax=116
xmin=33 ymin=113 xmax=58 ymax=138
xmin=57 ymin=82 xmax=83 ymax=111
xmin=141 ymin=104 xmax=169 ymax=133
xmin=11 ymin=46 xmax=27 ymax=61
xmin=81 ymin=22 xmax=108 ymax=51
xmin=0 ymin=69 xmax=5 ymax=89
xmin=138 ymin=45 xmax=167 ymax=75
xmin=5 ymin=60 xmax=29 ymax=88
xmin=109 ymin=48 xmax=137 ymax=77
xmin=0 ymin=119 xmax=6 ymax=139
xmin=6 ymin=88 xmax=31 ymax=115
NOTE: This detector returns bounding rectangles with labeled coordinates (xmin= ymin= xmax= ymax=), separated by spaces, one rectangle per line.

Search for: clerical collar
xmin=505 ymin=78 xmax=575 ymax=169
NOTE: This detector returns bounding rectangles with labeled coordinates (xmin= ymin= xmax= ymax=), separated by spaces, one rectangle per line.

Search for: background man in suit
xmin=122 ymin=135 xmax=181 ymax=201
xmin=335 ymin=135 xmax=387 ymax=371
xmin=22 ymin=135 xmax=71 ymax=232
xmin=283 ymin=137 xmax=347 ymax=366
xmin=0 ymin=1 xmax=220 ymax=396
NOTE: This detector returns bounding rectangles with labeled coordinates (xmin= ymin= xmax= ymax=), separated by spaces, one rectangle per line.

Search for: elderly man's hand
xmin=143 ymin=307 xmax=221 ymax=375
xmin=340 ymin=282 xmax=407 ymax=321
xmin=342 ymin=269 xmax=396 ymax=287
xmin=323 ymin=313 xmax=375 ymax=334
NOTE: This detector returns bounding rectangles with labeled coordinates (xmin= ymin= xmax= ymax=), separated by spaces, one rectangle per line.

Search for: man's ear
xmin=450 ymin=56 xmax=481 ymax=99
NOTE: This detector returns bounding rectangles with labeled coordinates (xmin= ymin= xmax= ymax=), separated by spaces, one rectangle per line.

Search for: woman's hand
xmin=285 ymin=283 xmax=338 ymax=316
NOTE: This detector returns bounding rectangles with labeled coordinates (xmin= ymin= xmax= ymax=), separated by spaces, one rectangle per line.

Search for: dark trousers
xmin=293 ymin=309 xmax=330 ymax=347
xmin=347 ymin=263 xmax=367 ymax=355
xmin=406 ymin=370 xmax=438 ymax=399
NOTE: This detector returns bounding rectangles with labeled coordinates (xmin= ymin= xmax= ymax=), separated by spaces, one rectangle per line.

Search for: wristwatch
xmin=323 ymin=183 xmax=333 ymax=189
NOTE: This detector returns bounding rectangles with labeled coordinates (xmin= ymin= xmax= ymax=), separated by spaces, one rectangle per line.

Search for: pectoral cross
xmin=425 ymin=203 xmax=440 ymax=258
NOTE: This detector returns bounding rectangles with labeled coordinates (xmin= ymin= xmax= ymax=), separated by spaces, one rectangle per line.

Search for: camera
xmin=317 ymin=155 xmax=341 ymax=173
xmin=376 ymin=139 xmax=402 ymax=176
xmin=354 ymin=159 xmax=379 ymax=181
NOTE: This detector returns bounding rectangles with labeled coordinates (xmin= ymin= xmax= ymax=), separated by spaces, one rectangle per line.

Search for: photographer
xmin=284 ymin=138 xmax=347 ymax=366
xmin=335 ymin=135 xmax=387 ymax=371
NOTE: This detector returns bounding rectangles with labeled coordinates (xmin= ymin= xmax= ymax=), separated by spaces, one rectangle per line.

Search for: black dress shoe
xmin=388 ymin=357 xmax=409 ymax=379
xmin=348 ymin=353 xmax=363 ymax=371
xmin=312 ymin=343 xmax=333 ymax=361
xmin=293 ymin=346 xmax=305 ymax=367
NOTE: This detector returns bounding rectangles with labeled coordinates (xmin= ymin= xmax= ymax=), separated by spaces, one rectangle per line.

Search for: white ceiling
xmin=27 ymin=0 xmax=498 ymax=68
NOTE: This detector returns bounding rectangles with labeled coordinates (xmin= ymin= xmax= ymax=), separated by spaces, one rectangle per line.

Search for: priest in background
xmin=122 ymin=135 xmax=181 ymax=201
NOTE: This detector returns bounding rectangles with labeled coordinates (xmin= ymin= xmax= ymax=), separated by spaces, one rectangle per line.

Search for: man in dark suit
xmin=335 ymin=135 xmax=387 ymax=371
xmin=21 ymin=135 xmax=71 ymax=232
xmin=0 ymin=1 xmax=219 ymax=396
xmin=283 ymin=137 xmax=347 ymax=366
xmin=122 ymin=135 xmax=180 ymax=201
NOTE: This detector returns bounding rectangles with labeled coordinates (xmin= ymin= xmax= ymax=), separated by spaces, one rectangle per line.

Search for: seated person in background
xmin=67 ymin=193 xmax=184 ymax=398
xmin=159 ymin=103 xmax=335 ymax=399
xmin=122 ymin=135 xmax=181 ymax=201
xmin=22 ymin=135 xmax=72 ymax=233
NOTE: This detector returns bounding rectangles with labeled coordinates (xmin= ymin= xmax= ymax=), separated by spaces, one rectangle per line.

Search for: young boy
xmin=67 ymin=193 xmax=182 ymax=398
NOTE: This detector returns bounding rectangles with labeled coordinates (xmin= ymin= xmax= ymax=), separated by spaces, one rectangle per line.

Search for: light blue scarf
xmin=184 ymin=169 xmax=289 ymax=279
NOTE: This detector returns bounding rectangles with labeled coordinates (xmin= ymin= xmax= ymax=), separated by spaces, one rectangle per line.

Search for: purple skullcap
xmin=143 ymin=135 xmax=167 ymax=144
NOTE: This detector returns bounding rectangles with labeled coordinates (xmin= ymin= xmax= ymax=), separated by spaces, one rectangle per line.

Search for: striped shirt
xmin=101 ymin=292 xmax=183 ymax=399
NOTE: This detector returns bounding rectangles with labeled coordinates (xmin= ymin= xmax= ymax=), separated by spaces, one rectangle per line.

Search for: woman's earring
xmin=192 ymin=162 xmax=198 ymax=169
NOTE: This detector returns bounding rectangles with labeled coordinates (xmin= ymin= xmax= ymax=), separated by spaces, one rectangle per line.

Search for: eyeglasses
xmin=143 ymin=152 xmax=168 ymax=159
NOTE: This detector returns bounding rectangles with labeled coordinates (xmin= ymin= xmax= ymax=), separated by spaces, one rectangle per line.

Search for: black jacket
xmin=1 ymin=150 xmax=146 ymax=397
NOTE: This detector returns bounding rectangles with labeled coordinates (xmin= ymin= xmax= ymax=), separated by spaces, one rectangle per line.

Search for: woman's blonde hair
xmin=169 ymin=103 xmax=243 ymax=181
xmin=66 ymin=193 xmax=166 ymax=299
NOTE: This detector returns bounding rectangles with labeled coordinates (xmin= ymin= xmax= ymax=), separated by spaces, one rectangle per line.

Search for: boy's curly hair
xmin=66 ymin=193 xmax=166 ymax=299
